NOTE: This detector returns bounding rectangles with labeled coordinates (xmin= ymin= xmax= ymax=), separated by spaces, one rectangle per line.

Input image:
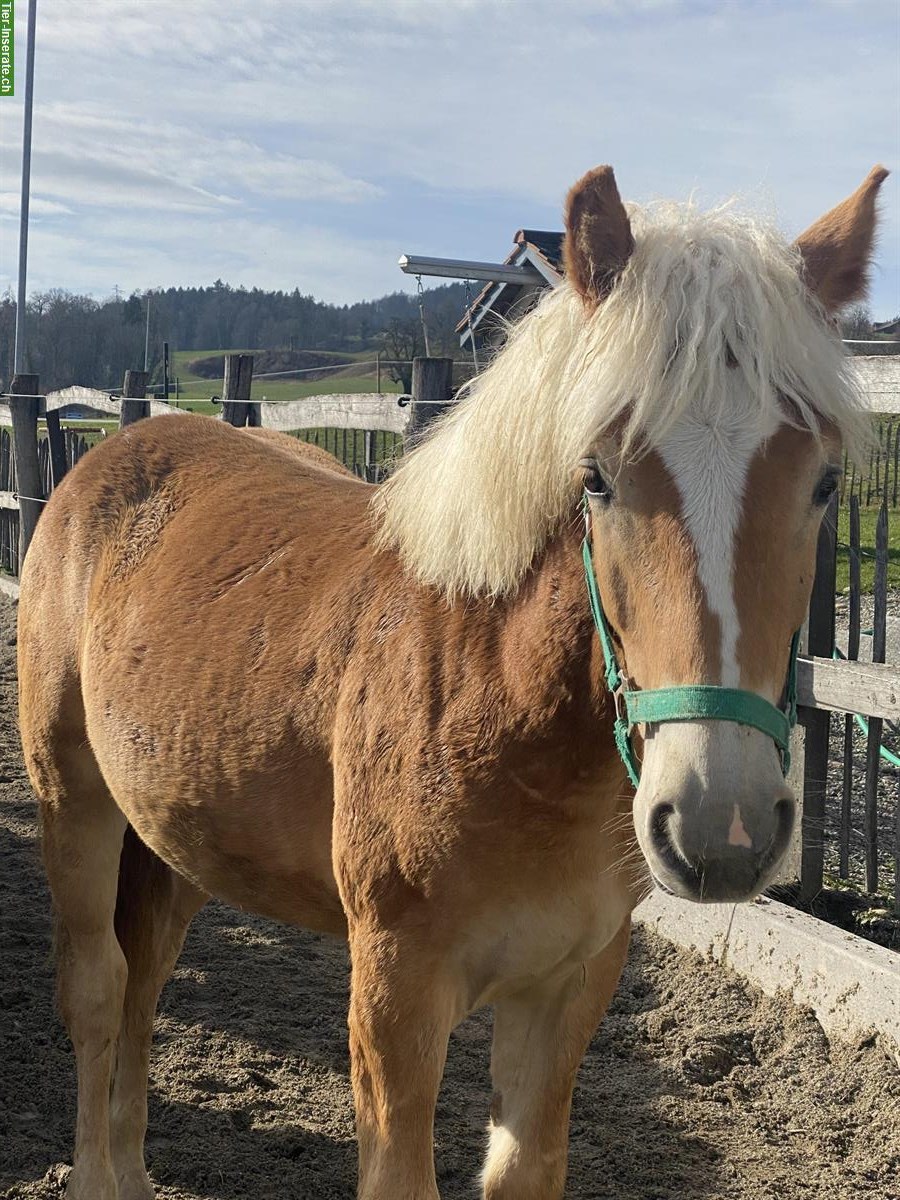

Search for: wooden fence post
xmin=120 ymin=370 xmax=150 ymax=427
xmin=779 ymin=618 xmax=807 ymax=887
xmin=44 ymin=409 xmax=68 ymax=490
xmin=9 ymin=373 xmax=43 ymax=568
xmin=799 ymin=491 xmax=839 ymax=902
xmin=222 ymin=354 xmax=256 ymax=427
xmin=407 ymin=357 xmax=453 ymax=446
xmin=0 ymin=429 xmax=11 ymax=575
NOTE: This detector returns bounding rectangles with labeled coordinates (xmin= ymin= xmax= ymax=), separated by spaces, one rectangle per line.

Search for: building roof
xmin=457 ymin=229 xmax=564 ymax=344
xmin=515 ymin=229 xmax=565 ymax=277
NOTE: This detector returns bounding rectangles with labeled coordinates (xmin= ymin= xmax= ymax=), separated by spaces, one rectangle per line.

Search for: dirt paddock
xmin=1 ymin=594 xmax=898 ymax=1200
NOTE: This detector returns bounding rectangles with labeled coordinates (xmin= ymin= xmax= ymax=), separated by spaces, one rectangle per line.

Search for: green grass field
xmin=167 ymin=348 xmax=401 ymax=408
xmin=169 ymin=347 xmax=374 ymax=373
xmin=835 ymin=504 xmax=900 ymax=592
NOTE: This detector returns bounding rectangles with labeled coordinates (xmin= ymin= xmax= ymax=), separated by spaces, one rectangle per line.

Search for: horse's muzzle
xmin=645 ymin=793 xmax=795 ymax=903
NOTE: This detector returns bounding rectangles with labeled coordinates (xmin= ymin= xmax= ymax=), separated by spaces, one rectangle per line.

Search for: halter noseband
xmin=581 ymin=505 xmax=799 ymax=788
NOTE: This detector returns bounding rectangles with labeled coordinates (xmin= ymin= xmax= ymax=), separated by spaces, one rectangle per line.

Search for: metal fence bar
xmin=800 ymin=493 xmax=838 ymax=901
xmin=840 ymin=495 xmax=862 ymax=878
xmin=864 ymin=504 xmax=888 ymax=892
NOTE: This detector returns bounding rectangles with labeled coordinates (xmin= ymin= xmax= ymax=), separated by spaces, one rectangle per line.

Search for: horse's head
xmin=376 ymin=160 xmax=888 ymax=903
xmin=569 ymin=164 xmax=887 ymax=902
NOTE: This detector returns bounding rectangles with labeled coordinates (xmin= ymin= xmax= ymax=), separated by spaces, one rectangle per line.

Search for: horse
xmin=17 ymin=161 xmax=885 ymax=1200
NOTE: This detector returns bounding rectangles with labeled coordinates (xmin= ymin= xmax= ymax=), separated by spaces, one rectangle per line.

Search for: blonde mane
xmin=374 ymin=200 xmax=870 ymax=599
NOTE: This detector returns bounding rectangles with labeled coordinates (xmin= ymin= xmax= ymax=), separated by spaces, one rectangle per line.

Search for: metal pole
xmin=398 ymin=254 xmax=547 ymax=287
xmin=143 ymin=293 xmax=150 ymax=370
xmin=13 ymin=0 xmax=38 ymax=375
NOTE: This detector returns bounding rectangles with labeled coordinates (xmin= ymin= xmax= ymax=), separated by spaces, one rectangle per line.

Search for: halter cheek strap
xmin=581 ymin=511 xmax=800 ymax=788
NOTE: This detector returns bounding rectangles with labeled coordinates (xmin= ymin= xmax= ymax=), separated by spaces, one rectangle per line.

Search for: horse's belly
xmin=88 ymin=710 xmax=346 ymax=934
xmin=79 ymin=583 xmax=347 ymax=932
xmin=128 ymin=773 xmax=345 ymax=934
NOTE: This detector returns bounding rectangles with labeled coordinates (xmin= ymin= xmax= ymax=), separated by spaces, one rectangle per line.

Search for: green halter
xmin=581 ymin=512 xmax=800 ymax=788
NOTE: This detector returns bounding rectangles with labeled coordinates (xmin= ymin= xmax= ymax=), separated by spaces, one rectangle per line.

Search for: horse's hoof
xmin=117 ymin=1168 xmax=157 ymax=1200
xmin=66 ymin=1160 xmax=117 ymax=1200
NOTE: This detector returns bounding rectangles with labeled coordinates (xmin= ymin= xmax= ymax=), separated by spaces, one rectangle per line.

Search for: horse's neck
xmin=494 ymin=517 xmax=609 ymax=741
xmin=444 ymin=516 xmax=623 ymax=822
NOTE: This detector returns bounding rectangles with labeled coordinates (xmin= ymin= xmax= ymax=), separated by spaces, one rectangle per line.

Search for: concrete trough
xmin=635 ymin=892 xmax=899 ymax=1058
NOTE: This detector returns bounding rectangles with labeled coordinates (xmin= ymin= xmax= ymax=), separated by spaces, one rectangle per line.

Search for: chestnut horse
xmin=18 ymin=163 xmax=885 ymax=1200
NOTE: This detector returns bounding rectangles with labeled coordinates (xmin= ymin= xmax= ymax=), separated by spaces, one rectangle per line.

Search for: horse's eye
xmin=580 ymin=460 xmax=612 ymax=501
xmin=814 ymin=467 xmax=841 ymax=506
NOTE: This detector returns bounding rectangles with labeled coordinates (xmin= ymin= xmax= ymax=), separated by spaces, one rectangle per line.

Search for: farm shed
xmin=456 ymin=229 xmax=563 ymax=352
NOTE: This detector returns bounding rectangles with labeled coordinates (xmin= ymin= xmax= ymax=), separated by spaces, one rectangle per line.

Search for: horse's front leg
xmin=482 ymin=917 xmax=631 ymax=1200
xmin=348 ymin=919 xmax=459 ymax=1200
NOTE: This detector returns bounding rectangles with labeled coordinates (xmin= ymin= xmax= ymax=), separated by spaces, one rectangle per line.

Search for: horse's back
xmin=241 ymin=425 xmax=357 ymax=477
xmin=21 ymin=415 xmax=364 ymax=594
xmin=19 ymin=415 xmax=369 ymax=694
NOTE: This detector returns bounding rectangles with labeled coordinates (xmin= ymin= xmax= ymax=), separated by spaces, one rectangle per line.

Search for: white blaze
xmin=636 ymin=394 xmax=786 ymax=806
xmin=657 ymin=397 xmax=776 ymax=688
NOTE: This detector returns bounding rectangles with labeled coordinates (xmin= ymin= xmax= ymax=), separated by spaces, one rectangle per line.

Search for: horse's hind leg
xmin=37 ymin=751 xmax=128 ymax=1200
xmin=110 ymin=828 xmax=206 ymax=1200
xmin=482 ymin=918 xmax=631 ymax=1200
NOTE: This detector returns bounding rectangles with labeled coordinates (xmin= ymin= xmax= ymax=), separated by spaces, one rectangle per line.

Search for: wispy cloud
xmin=0 ymin=193 xmax=72 ymax=218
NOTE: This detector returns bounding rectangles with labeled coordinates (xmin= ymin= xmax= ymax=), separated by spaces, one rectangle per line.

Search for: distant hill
xmin=184 ymin=349 xmax=352 ymax=380
xmin=0 ymin=280 xmax=469 ymax=394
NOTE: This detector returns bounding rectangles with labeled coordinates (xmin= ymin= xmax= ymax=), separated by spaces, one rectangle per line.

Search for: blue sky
xmin=1 ymin=0 xmax=898 ymax=316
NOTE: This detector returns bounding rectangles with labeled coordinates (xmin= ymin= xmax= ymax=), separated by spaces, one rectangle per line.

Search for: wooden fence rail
xmin=0 ymin=424 xmax=92 ymax=576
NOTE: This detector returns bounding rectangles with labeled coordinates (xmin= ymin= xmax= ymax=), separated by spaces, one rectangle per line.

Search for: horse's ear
xmin=794 ymin=165 xmax=889 ymax=313
xmin=563 ymin=165 xmax=634 ymax=304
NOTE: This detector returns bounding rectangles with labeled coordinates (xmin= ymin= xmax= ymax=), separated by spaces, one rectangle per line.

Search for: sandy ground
xmin=1 ymin=593 xmax=899 ymax=1200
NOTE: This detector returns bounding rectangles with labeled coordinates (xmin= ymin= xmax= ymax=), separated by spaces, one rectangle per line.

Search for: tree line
xmin=0 ymin=285 xmax=894 ymax=396
xmin=0 ymin=280 xmax=471 ymax=394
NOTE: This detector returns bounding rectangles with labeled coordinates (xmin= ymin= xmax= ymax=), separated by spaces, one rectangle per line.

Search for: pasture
xmin=836 ymin=505 xmax=900 ymax=593
xmin=167 ymin=348 xmax=403 ymax=410
xmin=1 ymin=601 xmax=898 ymax=1200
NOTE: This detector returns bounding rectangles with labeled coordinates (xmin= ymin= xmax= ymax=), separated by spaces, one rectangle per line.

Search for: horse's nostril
xmin=774 ymin=796 xmax=795 ymax=834
xmin=770 ymin=796 xmax=796 ymax=857
xmin=649 ymin=802 xmax=675 ymax=854
xmin=647 ymin=802 xmax=701 ymax=889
